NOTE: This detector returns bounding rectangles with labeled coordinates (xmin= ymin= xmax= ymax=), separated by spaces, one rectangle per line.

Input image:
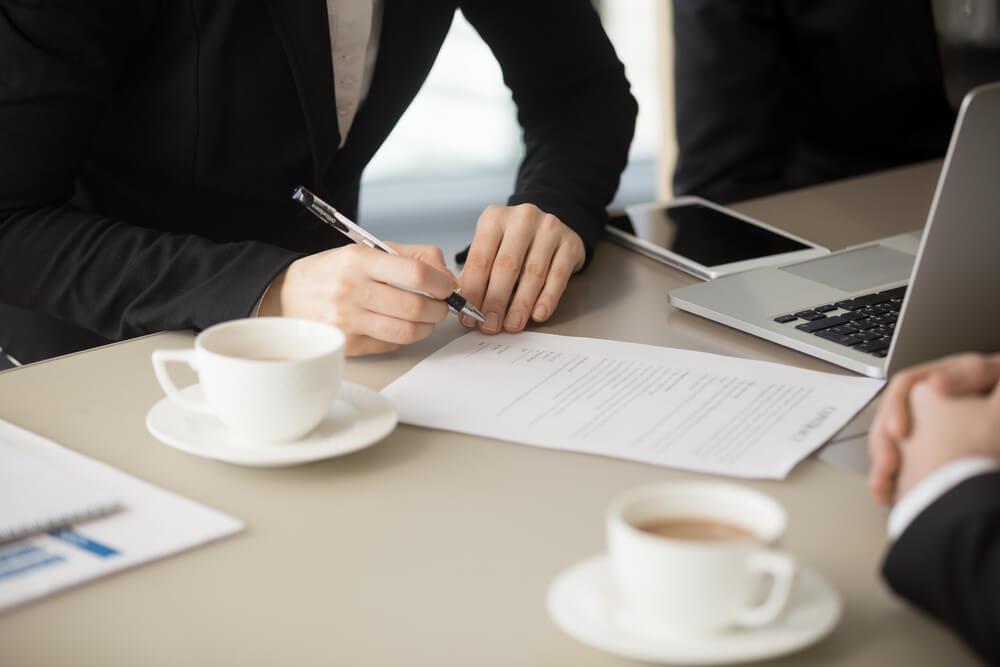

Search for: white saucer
xmin=547 ymin=554 xmax=841 ymax=665
xmin=146 ymin=382 xmax=397 ymax=467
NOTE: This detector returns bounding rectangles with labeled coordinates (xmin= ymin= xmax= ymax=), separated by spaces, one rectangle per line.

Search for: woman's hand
xmin=260 ymin=243 xmax=457 ymax=356
xmin=459 ymin=204 xmax=585 ymax=335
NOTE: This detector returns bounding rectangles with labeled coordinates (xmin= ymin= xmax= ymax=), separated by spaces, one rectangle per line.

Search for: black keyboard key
xmin=872 ymin=350 xmax=889 ymax=358
xmin=855 ymin=331 xmax=881 ymax=341
xmin=814 ymin=304 xmax=837 ymax=313
xmin=852 ymin=319 xmax=877 ymax=330
xmin=796 ymin=316 xmax=849 ymax=333
xmin=815 ymin=330 xmax=863 ymax=346
xmin=880 ymin=286 xmax=907 ymax=301
xmin=774 ymin=314 xmax=798 ymax=323
xmin=835 ymin=299 xmax=864 ymax=311
xmin=884 ymin=313 xmax=898 ymax=323
xmin=795 ymin=310 xmax=825 ymax=321
xmin=855 ymin=338 xmax=892 ymax=354
xmin=889 ymin=302 xmax=901 ymax=312
xmin=841 ymin=311 xmax=866 ymax=321
xmin=831 ymin=325 xmax=857 ymax=335
xmin=852 ymin=293 xmax=892 ymax=308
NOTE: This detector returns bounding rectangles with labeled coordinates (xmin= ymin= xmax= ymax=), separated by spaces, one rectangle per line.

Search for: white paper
xmin=0 ymin=419 xmax=243 ymax=613
xmin=0 ymin=438 xmax=122 ymax=544
xmin=382 ymin=332 xmax=884 ymax=479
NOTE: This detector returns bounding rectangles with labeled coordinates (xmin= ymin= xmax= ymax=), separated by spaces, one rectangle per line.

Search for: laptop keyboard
xmin=773 ymin=286 xmax=906 ymax=359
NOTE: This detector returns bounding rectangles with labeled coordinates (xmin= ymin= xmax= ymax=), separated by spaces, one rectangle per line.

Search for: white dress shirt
xmin=888 ymin=456 xmax=1000 ymax=540
xmin=326 ymin=0 xmax=383 ymax=147
xmin=252 ymin=0 xmax=383 ymax=316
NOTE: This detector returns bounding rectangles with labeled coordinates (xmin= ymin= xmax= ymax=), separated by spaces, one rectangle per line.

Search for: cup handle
xmin=151 ymin=349 xmax=214 ymax=416
xmin=734 ymin=550 xmax=798 ymax=628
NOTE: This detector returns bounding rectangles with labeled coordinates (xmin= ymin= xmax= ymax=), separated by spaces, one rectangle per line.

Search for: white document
xmin=382 ymin=332 xmax=885 ymax=479
xmin=0 ymin=419 xmax=243 ymax=613
xmin=0 ymin=439 xmax=121 ymax=544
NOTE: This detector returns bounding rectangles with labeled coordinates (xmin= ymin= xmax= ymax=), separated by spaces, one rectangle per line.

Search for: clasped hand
xmin=869 ymin=353 xmax=1000 ymax=504
xmin=260 ymin=204 xmax=584 ymax=356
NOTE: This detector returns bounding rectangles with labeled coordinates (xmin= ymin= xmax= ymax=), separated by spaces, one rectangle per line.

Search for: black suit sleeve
xmin=883 ymin=471 xmax=1000 ymax=665
xmin=0 ymin=2 xmax=300 ymax=342
xmin=671 ymin=0 xmax=795 ymax=203
xmin=459 ymin=0 xmax=637 ymax=262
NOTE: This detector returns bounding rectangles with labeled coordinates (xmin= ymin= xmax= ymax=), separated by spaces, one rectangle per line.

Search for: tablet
xmin=606 ymin=197 xmax=828 ymax=280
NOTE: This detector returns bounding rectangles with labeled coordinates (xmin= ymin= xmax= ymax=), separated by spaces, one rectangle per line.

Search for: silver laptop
xmin=669 ymin=82 xmax=1000 ymax=378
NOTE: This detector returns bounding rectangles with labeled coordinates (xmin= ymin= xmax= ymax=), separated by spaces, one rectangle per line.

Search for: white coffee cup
xmin=607 ymin=481 xmax=797 ymax=637
xmin=151 ymin=318 xmax=345 ymax=443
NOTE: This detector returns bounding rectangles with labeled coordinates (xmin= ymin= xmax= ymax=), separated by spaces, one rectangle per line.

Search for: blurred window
xmin=361 ymin=4 xmax=663 ymax=257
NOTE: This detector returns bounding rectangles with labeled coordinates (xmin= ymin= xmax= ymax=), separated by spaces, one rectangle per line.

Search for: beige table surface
xmin=0 ymin=161 xmax=979 ymax=666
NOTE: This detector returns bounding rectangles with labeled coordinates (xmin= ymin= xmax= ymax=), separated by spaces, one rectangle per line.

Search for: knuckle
xmin=515 ymin=205 xmax=539 ymax=227
xmin=325 ymin=310 xmax=350 ymax=331
xmin=478 ymin=206 xmax=504 ymax=228
xmin=342 ymin=244 xmax=365 ymax=264
xmin=495 ymin=253 xmax=521 ymax=273
xmin=465 ymin=252 xmax=492 ymax=272
xmin=407 ymin=260 xmax=431 ymax=286
xmin=329 ymin=281 xmax=354 ymax=305
xmin=400 ymin=293 xmax=425 ymax=320
xmin=396 ymin=321 xmax=417 ymax=343
xmin=541 ymin=213 xmax=561 ymax=231
xmin=521 ymin=261 xmax=548 ymax=281
xmin=548 ymin=267 xmax=572 ymax=286
xmin=961 ymin=354 xmax=988 ymax=371
xmin=378 ymin=319 xmax=408 ymax=343
xmin=394 ymin=321 xmax=427 ymax=343
xmin=889 ymin=369 xmax=913 ymax=390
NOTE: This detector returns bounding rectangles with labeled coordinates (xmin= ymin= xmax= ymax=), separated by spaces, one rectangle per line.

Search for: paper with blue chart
xmin=0 ymin=419 xmax=242 ymax=613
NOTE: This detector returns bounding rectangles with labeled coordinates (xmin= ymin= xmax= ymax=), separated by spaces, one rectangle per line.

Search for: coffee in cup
xmin=151 ymin=318 xmax=345 ymax=443
xmin=607 ymin=481 xmax=797 ymax=636
xmin=635 ymin=517 xmax=760 ymax=542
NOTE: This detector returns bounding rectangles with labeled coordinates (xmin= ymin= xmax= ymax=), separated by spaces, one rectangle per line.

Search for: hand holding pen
xmin=255 ymin=188 xmax=475 ymax=356
xmin=292 ymin=187 xmax=485 ymax=324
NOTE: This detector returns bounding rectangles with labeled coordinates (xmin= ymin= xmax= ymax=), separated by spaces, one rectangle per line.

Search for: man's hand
xmin=893 ymin=378 xmax=1000 ymax=501
xmin=259 ymin=243 xmax=456 ymax=356
xmin=458 ymin=204 xmax=585 ymax=335
xmin=869 ymin=353 xmax=1000 ymax=504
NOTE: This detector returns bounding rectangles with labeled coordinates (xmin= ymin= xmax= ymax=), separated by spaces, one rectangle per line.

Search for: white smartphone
xmin=605 ymin=196 xmax=829 ymax=280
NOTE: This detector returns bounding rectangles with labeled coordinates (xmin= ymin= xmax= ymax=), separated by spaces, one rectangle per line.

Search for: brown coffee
xmin=636 ymin=516 xmax=760 ymax=542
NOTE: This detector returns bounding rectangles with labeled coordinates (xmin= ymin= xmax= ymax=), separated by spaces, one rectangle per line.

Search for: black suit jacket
xmin=671 ymin=0 xmax=958 ymax=204
xmin=0 ymin=0 xmax=636 ymax=363
xmin=883 ymin=471 xmax=1000 ymax=665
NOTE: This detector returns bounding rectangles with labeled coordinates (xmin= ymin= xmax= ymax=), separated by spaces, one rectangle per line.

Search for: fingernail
xmin=532 ymin=304 xmax=549 ymax=321
xmin=461 ymin=315 xmax=474 ymax=328
xmin=484 ymin=312 xmax=500 ymax=333
xmin=505 ymin=311 xmax=524 ymax=331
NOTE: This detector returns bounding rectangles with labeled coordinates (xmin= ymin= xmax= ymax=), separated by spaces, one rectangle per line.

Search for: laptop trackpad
xmin=780 ymin=245 xmax=915 ymax=292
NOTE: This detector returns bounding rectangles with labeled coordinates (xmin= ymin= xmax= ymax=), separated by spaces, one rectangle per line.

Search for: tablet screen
xmin=610 ymin=203 xmax=810 ymax=267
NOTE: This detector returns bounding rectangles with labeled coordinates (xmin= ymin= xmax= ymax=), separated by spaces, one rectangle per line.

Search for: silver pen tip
xmin=463 ymin=303 xmax=486 ymax=323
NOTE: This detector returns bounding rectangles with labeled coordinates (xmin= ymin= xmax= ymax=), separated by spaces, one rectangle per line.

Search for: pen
xmin=292 ymin=186 xmax=486 ymax=324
